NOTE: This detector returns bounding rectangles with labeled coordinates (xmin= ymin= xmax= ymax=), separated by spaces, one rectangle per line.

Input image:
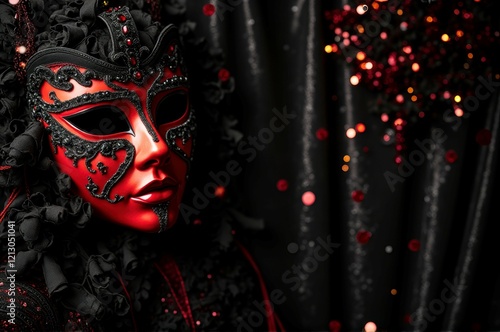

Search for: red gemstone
xmin=316 ymin=128 xmax=329 ymax=140
xmin=126 ymin=39 xmax=132 ymax=46
xmin=276 ymin=179 xmax=288 ymax=191
xmin=351 ymin=190 xmax=364 ymax=202
xmin=329 ymin=320 xmax=341 ymax=332
xmin=168 ymin=44 xmax=175 ymax=55
xmin=118 ymin=14 xmax=127 ymax=22
xmin=445 ymin=149 xmax=458 ymax=163
xmin=218 ymin=68 xmax=230 ymax=82
xmin=133 ymin=71 xmax=142 ymax=80
xmin=129 ymin=57 xmax=137 ymax=66
xmin=476 ymin=129 xmax=492 ymax=146
xmin=356 ymin=230 xmax=371 ymax=244
xmin=408 ymin=239 xmax=420 ymax=252
xmin=202 ymin=3 xmax=216 ymax=16
xmin=122 ymin=25 xmax=128 ymax=34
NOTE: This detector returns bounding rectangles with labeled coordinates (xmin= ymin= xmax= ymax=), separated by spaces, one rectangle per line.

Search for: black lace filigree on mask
xmin=27 ymin=58 xmax=193 ymax=203
xmin=165 ymin=110 xmax=196 ymax=167
xmin=41 ymin=111 xmax=134 ymax=203
xmin=27 ymin=66 xmax=141 ymax=203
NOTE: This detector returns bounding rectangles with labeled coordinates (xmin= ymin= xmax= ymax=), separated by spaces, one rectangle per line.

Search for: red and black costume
xmin=0 ymin=0 xmax=284 ymax=330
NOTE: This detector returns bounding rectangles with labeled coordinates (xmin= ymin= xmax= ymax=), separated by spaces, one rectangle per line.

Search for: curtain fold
xmin=443 ymin=91 xmax=500 ymax=330
xmin=184 ymin=0 xmax=498 ymax=330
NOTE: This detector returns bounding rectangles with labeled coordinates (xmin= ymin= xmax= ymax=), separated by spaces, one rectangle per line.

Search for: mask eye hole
xmin=63 ymin=106 xmax=133 ymax=136
xmin=155 ymin=92 xmax=188 ymax=127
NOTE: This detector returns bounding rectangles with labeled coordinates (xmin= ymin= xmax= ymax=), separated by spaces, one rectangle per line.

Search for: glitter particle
xmin=356 ymin=123 xmax=366 ymax=133
xmin=218 ymin=68 xmax=230 ymax=82
xmin=16 ymin=45 xmax=26 ymax=54
xmin=356 ymin=230 xmax=372 ymax=244
xmin=202 ymin=4 xmax=216 ymax=16
xmin=346 ymin=128 xmax=357 ymax=138
xmin=316 ymin=128 xmax=329 ymax=140
xmin=445 ymin=150 xmax=458 ymax=163
xmin=364 ymin=321 xmax=377 ymax=332
xmin=276 ymin=179 xmax=289 ymax=191
xmin=302 ymin=191 xmax=316 ymax=206
xmin=329 ymin=320 xmax=342 ymax=332
xmin=352 ymin=190 xmax=364 ymax=202
xmin=215 ymin=186 xmax=225 ymax=198
xmin=408 ymin=239 xmax=421 ymax=252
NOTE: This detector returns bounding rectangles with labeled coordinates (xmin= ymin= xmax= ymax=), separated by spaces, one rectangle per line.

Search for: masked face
xmin=26 ymin=13 xmax=194 ymax=232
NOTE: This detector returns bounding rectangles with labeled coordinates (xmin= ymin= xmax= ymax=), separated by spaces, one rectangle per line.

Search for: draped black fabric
xmin=184 ymin=1 xmax=500 ymax=331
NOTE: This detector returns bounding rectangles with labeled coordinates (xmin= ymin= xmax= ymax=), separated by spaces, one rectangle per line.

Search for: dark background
xmin=183 ymin=0 xmax=499 ymax=331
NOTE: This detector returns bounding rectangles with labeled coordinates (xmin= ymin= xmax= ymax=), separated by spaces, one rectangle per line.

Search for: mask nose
xmin=134 ymin=130 xmax=171 ymax=170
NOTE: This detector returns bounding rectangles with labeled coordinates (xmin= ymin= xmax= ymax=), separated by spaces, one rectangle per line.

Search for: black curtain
xmin=184 ymin=0 xmax=499 ymax=331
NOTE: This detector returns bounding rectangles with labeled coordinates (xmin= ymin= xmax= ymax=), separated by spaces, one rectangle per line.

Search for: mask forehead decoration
xmin=26 ymin=6 xmax=196 ymax=232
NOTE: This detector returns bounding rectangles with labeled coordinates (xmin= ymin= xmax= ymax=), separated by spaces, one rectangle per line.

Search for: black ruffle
xmin=5 ymin=121 xmax=44 ymax=167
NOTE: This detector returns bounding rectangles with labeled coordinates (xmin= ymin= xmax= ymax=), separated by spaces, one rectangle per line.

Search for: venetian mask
xmin=26 ymin=7 xmax=195 ymax=232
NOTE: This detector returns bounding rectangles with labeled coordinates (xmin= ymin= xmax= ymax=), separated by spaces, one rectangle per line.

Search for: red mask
xmin=26 ymin=8 xmax=194 ymax=232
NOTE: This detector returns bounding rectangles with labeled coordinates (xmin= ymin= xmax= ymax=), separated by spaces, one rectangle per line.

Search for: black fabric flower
xmin=5 ymin=121 xmax=44 ymax=167
xmin=162 ymin=0 xmax=186 ymax=16
xmin=87 ymin=254 xmax=116 ymax=289
xmin=15 ymin=250 xmax=42 ymax=274
xmin=0 ymin=4 xmax=15 ymax=62
xmin=59 ymin=283 xmax=106 ymax=320
xmin=42 ymin=253 xmax=68 ymax=295
xmin=18 ymin=210 xmax=41 ymax=242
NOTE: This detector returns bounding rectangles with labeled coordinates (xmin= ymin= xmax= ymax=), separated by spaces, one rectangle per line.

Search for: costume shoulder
xmin=0 ymin=274 xmax=60 ymax=331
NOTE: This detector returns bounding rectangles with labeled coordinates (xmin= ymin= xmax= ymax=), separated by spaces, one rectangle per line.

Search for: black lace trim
xmin=152 ymin=202 xmax=169 ymax=233
xmin=42 ymin=110 xmax=135 ymax=203
xmin=166 ymin=110 xmax=196 ymax=167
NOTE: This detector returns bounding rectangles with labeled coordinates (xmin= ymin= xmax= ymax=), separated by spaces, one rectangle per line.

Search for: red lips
xmin=131 ymin=177 xmax=178 ymax=204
